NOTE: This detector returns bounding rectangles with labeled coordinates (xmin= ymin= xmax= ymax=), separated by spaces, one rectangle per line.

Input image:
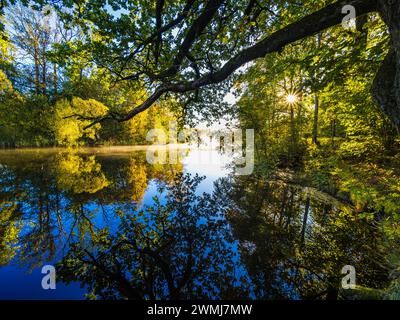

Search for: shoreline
xmin=0 ymin=144 xmax=221 ymax=154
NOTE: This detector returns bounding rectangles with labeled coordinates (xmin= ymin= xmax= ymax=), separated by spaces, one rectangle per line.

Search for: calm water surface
xmin=0 ymin=147 xmax=389 ymax=299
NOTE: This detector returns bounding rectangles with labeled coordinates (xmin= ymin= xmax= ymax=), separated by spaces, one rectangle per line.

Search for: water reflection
xmin=58 ymin=174 xmax=252 ymax=299
xmin=0 ymin=148 xmax=391 ymax=299
xmin=214 ymin=176 xmax=389 ymax=299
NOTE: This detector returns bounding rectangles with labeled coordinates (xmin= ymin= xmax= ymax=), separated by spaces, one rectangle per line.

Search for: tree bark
xmin=312 ymin=95 xmax=320 ymax=146
xmin=331 ymin=118 xmax=336 ymax=146
xmin=373 ymin=0 xmax=400 ymax=132
xmin=34 ymin=44 xmax=40 ymax=95
xmin=42 ymin=57 xmax=47 ymax=95
xmin=290 ymin=104 xmax=296 ymax=148
xmin=53 ymin=63 xmax=57 ymax=96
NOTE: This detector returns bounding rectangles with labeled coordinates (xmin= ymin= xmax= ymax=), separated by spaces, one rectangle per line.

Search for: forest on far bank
xmin=0 ymin=4 xmax=180 ymax=148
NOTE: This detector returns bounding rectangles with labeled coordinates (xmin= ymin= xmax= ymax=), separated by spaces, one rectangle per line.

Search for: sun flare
xmin=286 ymin=94 xmax=298 ymax=105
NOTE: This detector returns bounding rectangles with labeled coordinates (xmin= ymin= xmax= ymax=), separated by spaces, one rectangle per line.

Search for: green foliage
xmin=0 ymin=91 xmax=54 ymax=147
xmin=234 ymin=12 xmax=400 ymax=298
xmin=53 ymin=97 xmax=108 ymax=146
xmin=55 ymin=153 xmax=109 ymax=193
xmin=0 ymin=2 xmax=182 ymax=148
xmin=0 ymin=0 xmax=400 ymax=299
xmin=0 ymin=70 xmax=12 ymax=93
xmin=0 ymin=202 xmax=21 ymax=266
xmin=57 ymin=173 xmax=250 ymax=299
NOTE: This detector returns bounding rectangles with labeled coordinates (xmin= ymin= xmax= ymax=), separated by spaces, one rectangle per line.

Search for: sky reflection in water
xmin=0 ymin=148 xmax=389 ymax=299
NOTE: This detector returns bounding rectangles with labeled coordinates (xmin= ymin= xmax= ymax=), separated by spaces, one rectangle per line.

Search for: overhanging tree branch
xmin=125 ymin=0 xmax=197 ymax=62
xmin=154 ymin=0 xmax=225 ymax=80
xmin=84 ymin=0 xmax=379 ymax=129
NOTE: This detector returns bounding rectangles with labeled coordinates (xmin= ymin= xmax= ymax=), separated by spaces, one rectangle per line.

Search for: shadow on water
xmin=0 ymin=148 xmax=391 ymax=299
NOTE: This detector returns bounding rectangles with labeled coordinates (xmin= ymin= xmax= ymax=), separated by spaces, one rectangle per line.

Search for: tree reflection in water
xmin=214 ymin=175 xmax=389 ymax=300
xmin=58 ymin=174 xmax=251 ymax=300
xmin=0 ymin=150 xmax=393 ymax=299
xmin=58 ymin=174 xmax=390 ymax=300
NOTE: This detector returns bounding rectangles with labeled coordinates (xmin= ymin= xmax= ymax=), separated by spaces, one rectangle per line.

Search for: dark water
xmin=0 ymin=148 xmax=389 ymax=299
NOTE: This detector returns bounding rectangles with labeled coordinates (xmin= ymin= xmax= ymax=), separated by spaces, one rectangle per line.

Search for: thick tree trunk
xmin=373 ymin=0 xmax=400 ymax=132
